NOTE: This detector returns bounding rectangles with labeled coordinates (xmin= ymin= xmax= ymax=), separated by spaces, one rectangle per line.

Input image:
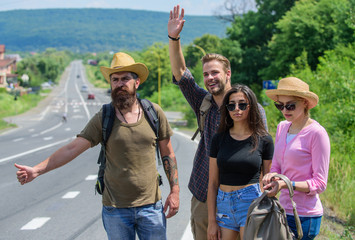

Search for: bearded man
xmin=168 ymin=5 xmax=267 ymax=240
xmin=15 ymin=52 xmax=179 ymax=240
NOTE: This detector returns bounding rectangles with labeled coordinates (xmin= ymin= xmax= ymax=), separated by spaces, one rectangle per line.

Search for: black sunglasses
xmin=226 ymin=103 xmax=249 ymax=111
xmin=274 ymin=102 xmax=297 ymax=111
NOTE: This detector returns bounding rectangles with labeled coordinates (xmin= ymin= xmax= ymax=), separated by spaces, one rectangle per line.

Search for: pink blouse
xmin=270 ymin=120 xmax=330 ymax=216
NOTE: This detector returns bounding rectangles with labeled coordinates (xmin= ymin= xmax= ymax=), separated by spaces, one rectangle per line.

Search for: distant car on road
xmin=80 ymin=84 xmax=88 ymax=92
xmin=88 ymin=93 xmax=95 ymax=100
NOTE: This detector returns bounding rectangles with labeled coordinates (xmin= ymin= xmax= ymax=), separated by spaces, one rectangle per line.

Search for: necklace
xmin=118 ymin=104 xmax=141 ymax=123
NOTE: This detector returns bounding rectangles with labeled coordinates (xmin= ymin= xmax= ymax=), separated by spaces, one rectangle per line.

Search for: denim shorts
xmin=287 ymin=215 xmax=322 ymax=240
xmin=216 ymin=183 xmax=262 ymax=232
xmin=102 ymin=200 xmax=166 ymax=240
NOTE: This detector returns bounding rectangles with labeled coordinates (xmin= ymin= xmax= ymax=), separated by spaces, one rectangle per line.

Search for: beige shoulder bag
xmin=243 ymin=174 xmax=303 ymax=240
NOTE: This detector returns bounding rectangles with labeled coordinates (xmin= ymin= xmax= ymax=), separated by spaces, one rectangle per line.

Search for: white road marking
xmin=28 ymin=129 xmax=35 ymax=132
xmin=175 ymin=130 xmax=197 ymax=240
xmin=13 ymin=138 xmax=24 ymax=142
xmin=65 ymin=128 xmax=71 ymax=131
xmin=181 ymin=220 xmax=193 ymax=240
xmin=40 ymin=122 xmax=63 ymax=135
xmin=174 ymin=131 xmax=199 ymax=144
xmin=21 ymin=217 xmax=51 ymax=230
xmin=75 ymin=84 xmax=91 ymax=121
xmin=62 ymin=191 xmax=80 ymax=199
xmin=0 ymin=137 xmax=74 ymax=163
xmin=43 ymin=136 xmax=53 ymax=141
xmin=31 ymin=134 xmax=39 ymax=137
xmin=85 ymin=175 xmax=97 ymax=180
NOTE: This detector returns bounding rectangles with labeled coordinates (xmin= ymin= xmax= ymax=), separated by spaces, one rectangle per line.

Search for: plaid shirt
xmin=173 ymin=68 xmax=268 ymax=202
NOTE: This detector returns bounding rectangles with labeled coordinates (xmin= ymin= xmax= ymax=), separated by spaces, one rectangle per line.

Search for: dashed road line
xmin=13 ymin=138 xmax=24 ymax=142
xmin=21 ymin=217 xmax=51 ymax=230
xmin=85 ymin=175 xmax=97 ymax=181
xmin=62 ymin=191 xmax=80 ymax=199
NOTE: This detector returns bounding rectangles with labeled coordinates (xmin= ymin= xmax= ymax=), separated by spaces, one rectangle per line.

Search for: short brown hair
xmin=201 ymin=53 xmax=231 ymax=73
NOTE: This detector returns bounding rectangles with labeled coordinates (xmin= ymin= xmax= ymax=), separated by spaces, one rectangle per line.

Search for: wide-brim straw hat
xmin=265 ymin=77 xmax=319 ymax=109
xmin=100 ymin=52 xmax=149 ymax=83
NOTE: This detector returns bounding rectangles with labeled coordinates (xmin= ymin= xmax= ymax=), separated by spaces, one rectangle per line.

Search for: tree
xmin=214 ymin=0 xmax=256 ymax=22
xmin=185 ymin=34 xmax=222 ymax=68
xmin=260 ymin=0 xmax=354 ymax=80
xmin=223 ymin=0 xmax=296 ymax=94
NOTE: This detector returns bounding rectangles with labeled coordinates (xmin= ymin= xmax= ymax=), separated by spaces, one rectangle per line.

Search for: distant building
xmin=5 ymin=54 xmax=22 ymax=62
xmin=0 ymin=44 xmax=18 ymax=88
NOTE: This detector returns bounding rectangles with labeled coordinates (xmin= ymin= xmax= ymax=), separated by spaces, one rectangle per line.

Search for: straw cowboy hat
xmin=100 ymin=52 xmax=149 ymax=83
xmin=265 ymin=77 xmax=319 ymax=109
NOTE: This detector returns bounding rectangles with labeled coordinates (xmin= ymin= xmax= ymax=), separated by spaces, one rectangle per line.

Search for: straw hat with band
xmin=265 ymin=77 xmax=319 ymax=109
xmin=100 ymin=52 xmax=149 ymax=84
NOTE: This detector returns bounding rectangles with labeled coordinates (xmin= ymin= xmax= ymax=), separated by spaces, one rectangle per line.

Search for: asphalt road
xmin=0 ymin=61 xmax=197 ymax=240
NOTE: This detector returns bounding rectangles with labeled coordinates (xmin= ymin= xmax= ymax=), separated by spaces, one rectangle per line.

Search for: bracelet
xmin=168 ymin=35 xmax=180 ymax=41
xmin=292 ymin=181 xmax=296 ymax=190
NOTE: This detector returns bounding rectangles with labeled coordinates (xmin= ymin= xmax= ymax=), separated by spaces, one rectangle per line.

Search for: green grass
xmin=0 ymin=92 xmax=44 ymax=131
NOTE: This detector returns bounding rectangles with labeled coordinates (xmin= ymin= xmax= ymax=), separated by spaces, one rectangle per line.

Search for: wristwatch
xmin=292 ymin=181 xmax=296 ymax=190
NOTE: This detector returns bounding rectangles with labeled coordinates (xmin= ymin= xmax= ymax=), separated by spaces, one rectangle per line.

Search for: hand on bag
xmin=262 ymin=172 xmax=278 ymax=186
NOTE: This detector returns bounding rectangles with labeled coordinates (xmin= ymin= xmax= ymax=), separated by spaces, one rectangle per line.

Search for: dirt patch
xmin=318 ymin=206 xmax=354 ymax=239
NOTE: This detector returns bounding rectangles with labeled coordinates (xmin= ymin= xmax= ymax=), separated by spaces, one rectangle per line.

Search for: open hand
xmin=168 ymin=5 xmax=185 ymax=38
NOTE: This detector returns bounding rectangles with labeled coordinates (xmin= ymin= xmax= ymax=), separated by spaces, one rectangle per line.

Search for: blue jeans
xmin=216 ymin=183 xmax=262 ymax=232
xmin=102 ymin=200 xmax=167 ymax=240
xmin=287 ymin=215 xmax=322 ymax=240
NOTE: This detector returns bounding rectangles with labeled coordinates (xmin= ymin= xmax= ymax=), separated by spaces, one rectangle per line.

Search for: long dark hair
xmin=218 ymin=84 xmax=268 ymax=151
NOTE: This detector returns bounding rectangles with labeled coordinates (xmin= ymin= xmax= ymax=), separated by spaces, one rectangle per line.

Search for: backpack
xmin=191 ymin=93 xmax=213 ymax=141
xmin=243 ymin=174 xmax=303 ymax=240
xmin=191 ymin=93 xmax=268 ymax=141
xmin=95 ymin=99 xmax=161 ymax=195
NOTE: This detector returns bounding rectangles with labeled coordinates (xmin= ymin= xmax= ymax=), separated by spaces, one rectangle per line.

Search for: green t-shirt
xmin=78 ymin=103 xmax=173 ymax=208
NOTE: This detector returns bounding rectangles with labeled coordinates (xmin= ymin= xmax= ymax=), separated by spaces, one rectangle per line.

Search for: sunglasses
xmin=274 ymin=102 xmax=297 ymax=111
xmin=226 ymin=103 xmax=249 ymax=111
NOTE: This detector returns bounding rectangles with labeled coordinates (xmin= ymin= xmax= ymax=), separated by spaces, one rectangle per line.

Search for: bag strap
xmin=139 ymin=98 xmax=162 ymax=165
xmin=274 ymin=174 xmax=303 ymax=240
xmin=97 ymin=103 xmax=115 ymax=176
xmin=191 ymin=93 xmax=213 ymax=141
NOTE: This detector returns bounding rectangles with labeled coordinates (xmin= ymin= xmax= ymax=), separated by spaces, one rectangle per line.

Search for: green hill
xmin=0 ymin=8 xmax=229 ymax=52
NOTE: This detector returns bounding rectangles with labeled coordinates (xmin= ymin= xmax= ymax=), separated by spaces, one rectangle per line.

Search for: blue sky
xmin=0 ymin=0 xmax=256 ymax=16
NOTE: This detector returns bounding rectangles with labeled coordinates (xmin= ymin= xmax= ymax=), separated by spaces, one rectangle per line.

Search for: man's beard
xmin=208 ymin=80 xmax=226 ymax=96
xmin=111 ymin=87 xmax=136 ymax=110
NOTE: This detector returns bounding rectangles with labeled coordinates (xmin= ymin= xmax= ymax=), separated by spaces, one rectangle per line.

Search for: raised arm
xmin=15 ymin=137 xmax=91 ymax=185
xmin=168 ymin=5 xmax=186 ymax=81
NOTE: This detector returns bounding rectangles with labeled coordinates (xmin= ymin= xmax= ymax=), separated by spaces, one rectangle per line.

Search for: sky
xmin=0 ymin=0 xmax=256 ymax=16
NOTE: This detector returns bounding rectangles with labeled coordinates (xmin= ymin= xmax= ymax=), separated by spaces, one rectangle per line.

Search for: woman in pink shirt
xmin=262 ymin=77 xmax=330 ymax=240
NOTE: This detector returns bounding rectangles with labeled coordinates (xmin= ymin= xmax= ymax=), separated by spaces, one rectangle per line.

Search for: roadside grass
xmin=0 ymin=92 xmax=45 ymax=131
xmin=85 ymin=65 xmax=110 ymax=89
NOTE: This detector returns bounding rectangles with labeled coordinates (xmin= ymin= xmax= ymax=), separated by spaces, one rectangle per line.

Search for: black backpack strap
xmin=96 ymin=103 xmax=115 ymax=195
xmin=97 ymin=103 xmax=115 ymax=166
xmin=192 ymin=93 xmax=213 ymax=141
xmin=139 ymin=98 xmax=162 ymax=165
